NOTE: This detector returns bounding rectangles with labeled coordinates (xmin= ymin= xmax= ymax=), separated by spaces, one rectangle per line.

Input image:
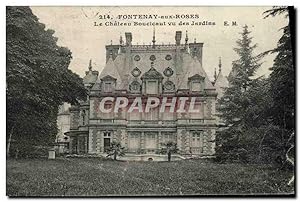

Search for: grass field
xmin=6 ymin=158 xmax=294 ymax=196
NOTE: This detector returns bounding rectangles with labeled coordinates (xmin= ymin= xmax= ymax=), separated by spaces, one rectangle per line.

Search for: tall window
xmin=162 ymin=133 xmax=174 ymax=143
xmin=190 ymin=103 xmax=202 ymax=119
xmin=188 ymin=74 xmax=205 ymax=92
xmin=192 ymin=131 xmax=203 ymax=147
xmin=145 ymin=107 xmax=158 ymax=120
xmin=104 ymin=82 xmax=112 ymax=92
xmin=162 ymin=106 xmax=175 ymax=121
xmin=129 ymin=133 xmax=140 ymax=152
xmin=146 ymin=81 xmax=158 ymax=94
xmin=191 ymin=131 xmax=203 ymax=153
xmin=81 ymin=110 xmax=86 ymax=125
xmin=191 ymin=81 xmax=202 ymax=92
xmin=145 ymin=133 xmax=157 ymax=150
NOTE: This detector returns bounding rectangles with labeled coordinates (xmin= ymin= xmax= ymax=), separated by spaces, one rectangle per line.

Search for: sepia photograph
xmin=6 ymin=5 xmax=295 ymax=197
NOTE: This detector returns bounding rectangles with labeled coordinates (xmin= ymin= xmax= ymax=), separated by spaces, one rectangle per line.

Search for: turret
xmin=83 ymin=59 xmax=98 ymax=86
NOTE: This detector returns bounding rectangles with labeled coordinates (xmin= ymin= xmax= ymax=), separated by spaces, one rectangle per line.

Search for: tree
xmin=106 ymin=141 xmax=125 ymax=160
xmin=216 ymin=7 xmax=295 ymax=167
xmin=216 ymin=25 xmax=263 ymax=162
xmin=264 ymin=7 xmax=294 ymax=130
xmin=6 ymin=6 xmax=87 ymax=157
xmin=160 ymin=141 xmax=179 ymax=162
xmin=263 ymin=6 xmax=295 ymax=184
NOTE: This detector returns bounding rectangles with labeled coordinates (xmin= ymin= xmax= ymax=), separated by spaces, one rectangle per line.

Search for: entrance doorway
xmin=103 ymin=131 xmax=112 ymax=152
xmin=104 ymin=138 xmax=111 ymax=152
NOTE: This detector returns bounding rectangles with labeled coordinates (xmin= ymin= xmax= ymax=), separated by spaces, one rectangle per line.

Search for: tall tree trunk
xmin=286 ymin=144 xmax=294 ymax=186
xmin=286 ymin=132 xmax=294 ymax=186
xmin=258 ymin=130 xmax=268 ymax=163
xmin=114 ymin=152 xmax=117 ymax=160
xmin=7 ymin=125 xmax=15 ymax=158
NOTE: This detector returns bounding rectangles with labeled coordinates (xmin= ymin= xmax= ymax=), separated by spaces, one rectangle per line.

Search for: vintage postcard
xmin=6 ymin=6 xmax=295 ymax=197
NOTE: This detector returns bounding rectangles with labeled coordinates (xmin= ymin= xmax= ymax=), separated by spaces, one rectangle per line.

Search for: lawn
xmin=6 ymin=158 xmax=294 ymax=197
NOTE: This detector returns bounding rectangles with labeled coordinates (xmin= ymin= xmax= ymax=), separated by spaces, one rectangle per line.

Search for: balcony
xmin=89 ymin=119 xmax=126 ymax=125
xmin=177 ymin=119 xmax=216 ymax=125
xmin=188 ymin=119 xmax=205 ymax=123
xmin=190 ymin=147 xmax=203 ymax=154
xmin=88 ymin=118 xmax=216 ymax=126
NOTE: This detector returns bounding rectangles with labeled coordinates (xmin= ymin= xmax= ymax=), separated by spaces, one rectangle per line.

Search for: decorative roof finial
xmin=214 ymin=67 xmax=217 ymax=81
xmin=218 ymin=57 xmax=222 ymax=73
xmin=110 ymin=40 xmax=113 ymax=45
xmin=119 ymin=35 xmax=123 ymax=45
xmin=194 ymin=38 xmax=196 ymax=43
xmin=88 ymin=59 xmax=92 ymax=71
xmin=150 ymin=61 xmax=154 ymax=68
xmin=152 ymin=26 xmax=156 ymax=48
xmin=185 ymin=30 xmax=188 ymax=45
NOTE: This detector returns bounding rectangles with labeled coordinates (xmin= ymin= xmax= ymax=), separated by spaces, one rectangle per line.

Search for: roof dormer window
xmin=146 ymin=80 xmax=158 ymax=95
xmin=104 ymin=82 xmax=112 ymax=92
xmin=100 ymin=75 xmax=117 ymax=93
xmin=141 ymin=62 xmax=164 ymax=95
xmin=188 ymin=74 xmax=205 ymax=92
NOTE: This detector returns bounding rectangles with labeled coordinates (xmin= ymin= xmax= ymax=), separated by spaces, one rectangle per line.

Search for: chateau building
xmin=64 ymin=31 xmax=228 ymax=157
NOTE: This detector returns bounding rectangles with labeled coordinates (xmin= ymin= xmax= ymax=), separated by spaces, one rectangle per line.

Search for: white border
xmin=1 ymin=0 xmax=298 ymax=201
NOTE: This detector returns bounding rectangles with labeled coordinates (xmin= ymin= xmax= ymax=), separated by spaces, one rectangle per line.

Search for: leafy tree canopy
xmin=6 ymin=6 xmax=87 ymax=156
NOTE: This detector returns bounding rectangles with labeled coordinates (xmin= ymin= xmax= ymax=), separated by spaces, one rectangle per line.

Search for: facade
xmin=65 ymin=31 xmax=228 ymax=157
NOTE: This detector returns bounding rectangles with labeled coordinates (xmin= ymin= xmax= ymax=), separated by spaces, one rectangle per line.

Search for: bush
xmin=9 ymin=144 xmax=50 ymax=159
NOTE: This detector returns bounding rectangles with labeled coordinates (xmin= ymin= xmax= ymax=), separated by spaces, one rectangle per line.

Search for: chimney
xmin=125 ymin=32 xmax=132 ymax=46
xmin=175 ymin=31 xmax=182 ymax=45
xmin=189 ymin=42 xmax=204 ymax=65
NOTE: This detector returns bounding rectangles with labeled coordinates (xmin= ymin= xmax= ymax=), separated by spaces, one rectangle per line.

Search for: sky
xmin=31 ymin=6 xmax=288 ymax=81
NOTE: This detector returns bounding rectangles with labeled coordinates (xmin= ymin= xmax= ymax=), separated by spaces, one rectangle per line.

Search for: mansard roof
xmin=178 ymin=55 xmax=215 ymax=90
xmin=99 ymin=54 xmax=122 ymax=88
xmin=90 ymin=31 xmax=217 ymax=93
